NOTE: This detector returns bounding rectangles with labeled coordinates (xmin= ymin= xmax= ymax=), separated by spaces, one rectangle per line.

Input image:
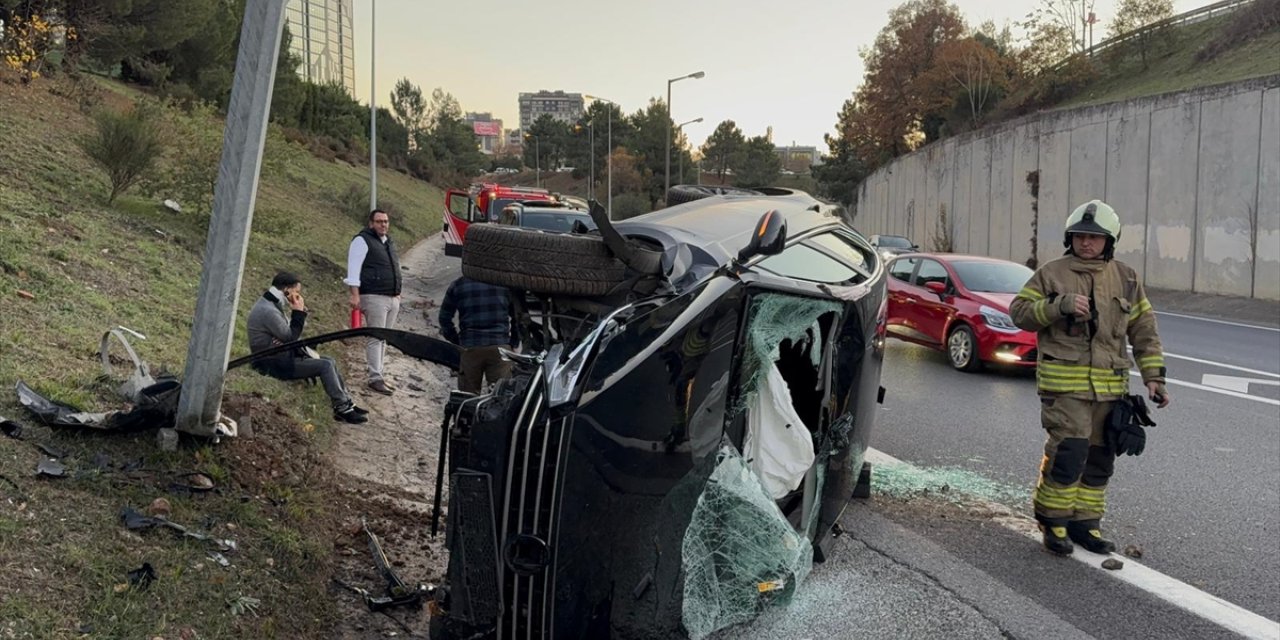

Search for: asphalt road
xmin=870 ymin=307 xmax=1280 ymax=627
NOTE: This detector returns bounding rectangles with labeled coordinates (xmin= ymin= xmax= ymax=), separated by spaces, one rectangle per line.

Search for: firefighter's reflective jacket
xmin=1010 ymin=256 xmax=1165 ymax=399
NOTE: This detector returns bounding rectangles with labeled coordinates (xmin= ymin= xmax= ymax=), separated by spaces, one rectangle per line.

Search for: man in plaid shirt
xmin=437 ymin=276 xmax=520 ymax=393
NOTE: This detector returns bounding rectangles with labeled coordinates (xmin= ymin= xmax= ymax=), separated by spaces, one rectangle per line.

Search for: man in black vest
xmin=345 ymin=209 xmax=402 ymax=395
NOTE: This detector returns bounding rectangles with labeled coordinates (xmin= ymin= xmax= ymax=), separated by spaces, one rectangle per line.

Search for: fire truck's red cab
xmin=442 ymin=183 xmax=556 ymax=256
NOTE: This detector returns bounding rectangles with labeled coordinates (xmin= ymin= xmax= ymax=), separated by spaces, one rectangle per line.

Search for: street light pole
xmin=675 ymin=117 xmax=702 ymax=186
xmin=368 ymin=0 xmax=377 ymax=211
xmin=665 ymin=70 xmax=704 ymax=197
xmin=588 ymin=122 xmax=594 ymax=202
xmin=585 ymin=95 xmax=616 ymax=219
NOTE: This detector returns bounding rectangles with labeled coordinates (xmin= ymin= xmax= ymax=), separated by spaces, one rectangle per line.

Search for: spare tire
xmin=665 ymin=184 xmax=763 ymax=207
xmin=461 ymin=224 xmax=628 ymax=296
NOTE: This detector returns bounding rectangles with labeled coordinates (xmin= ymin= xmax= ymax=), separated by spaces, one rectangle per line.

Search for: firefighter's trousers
xmin=1034 ymin=395 xmax=1117 ymax=526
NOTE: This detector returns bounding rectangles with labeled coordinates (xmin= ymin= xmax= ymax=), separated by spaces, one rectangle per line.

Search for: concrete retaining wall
xmin=854 ymin=75 xmax=1280 ymax=300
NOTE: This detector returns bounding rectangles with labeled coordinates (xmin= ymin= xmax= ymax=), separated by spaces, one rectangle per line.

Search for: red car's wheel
xmin=947 ymin=324 xmax=984 ymax=372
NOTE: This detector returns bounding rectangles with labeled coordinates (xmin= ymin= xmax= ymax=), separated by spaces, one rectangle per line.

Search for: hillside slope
xmin=0 ymin=77 xmax=442 ymax=638
xmin=1060 ymin=12 xmax=1280 ymax=109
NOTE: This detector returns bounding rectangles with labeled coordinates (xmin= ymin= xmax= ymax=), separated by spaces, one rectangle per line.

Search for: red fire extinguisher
xmin=350 ymin=308 xmax=364 ymax=329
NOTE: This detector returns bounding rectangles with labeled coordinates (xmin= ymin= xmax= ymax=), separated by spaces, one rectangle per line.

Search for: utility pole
xmin=174 ymin=0 xmax=288 ymax=438
xmin=369 ymin=0 xmax=378 ymax=210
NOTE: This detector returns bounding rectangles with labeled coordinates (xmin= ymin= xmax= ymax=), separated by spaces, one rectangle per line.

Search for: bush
xmin=125 ymin=57 xmax=172 ymax=88
xmin=49 ymin=74 xmax=103 ymax=114
xmin=1197 ymin=0 xmax=1280 ymax=62
xmin=611 ymin=192 xmax=653 ymax=220
xmin=141 ymin=101 xmax=223 ymax=214
xmin=77 ymin=103 xmax=164 ymax=204
xmin=337 ymin=184 xmax=372 ymax=223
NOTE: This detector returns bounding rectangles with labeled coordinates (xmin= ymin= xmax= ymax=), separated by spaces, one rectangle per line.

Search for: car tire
xmin=461 ymin=223 xmax=628 ymax=297
xmin=946 ymin=324 xmax=984 ymax=372
xmin=665 ymin=184 xmax=763 ymax=207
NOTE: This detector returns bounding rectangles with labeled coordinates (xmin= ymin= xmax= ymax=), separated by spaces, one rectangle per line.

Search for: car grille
xmin=449 ymin=470 xmax=501 ymax=623
xmin=497 ymin=369 xmax=570 ymax=639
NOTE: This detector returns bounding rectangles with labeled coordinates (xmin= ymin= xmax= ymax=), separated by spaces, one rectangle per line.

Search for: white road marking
xmin=1201 ymin=374 xmax=1280 ymax=393
xmin=1155 ymin=311 xmax=1280 ymax=332
xmin=864 ymin=447 xmax=1280 ymax=640
xmin=1161 ymin=351 xmax=1280 ymax=378
xmin=1129 ymin=370 xmax=1280 ymax=407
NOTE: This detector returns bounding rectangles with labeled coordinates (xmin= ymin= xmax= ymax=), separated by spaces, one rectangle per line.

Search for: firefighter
xmin=1010 ymin=200 xmax=1172 ymax=556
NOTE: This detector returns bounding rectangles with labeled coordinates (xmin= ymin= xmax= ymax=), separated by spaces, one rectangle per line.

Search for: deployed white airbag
xmin=744 ymin=362 xmax=815 ymax=499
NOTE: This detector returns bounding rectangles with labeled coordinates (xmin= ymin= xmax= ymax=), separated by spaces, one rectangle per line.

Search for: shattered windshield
xmin=681 ymin=446 xmax=814 ymax=640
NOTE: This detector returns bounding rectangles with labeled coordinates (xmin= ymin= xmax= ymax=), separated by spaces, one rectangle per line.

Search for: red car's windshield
xmin=952 ymin=261 xmax=1033 ymax=294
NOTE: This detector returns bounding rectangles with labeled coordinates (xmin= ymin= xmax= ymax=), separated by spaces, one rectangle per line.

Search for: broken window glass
xmin=735 ymin=294 xmax=843 ymax=414
xmin=680 ymin=446 xmax=814 ymax=640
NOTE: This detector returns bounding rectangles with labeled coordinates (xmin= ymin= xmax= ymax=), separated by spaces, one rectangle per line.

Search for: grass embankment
xmin=1060 ymin=12 xmax=1280 ymax=109
xmin=0 ymin=77 xmax=442 ymax=638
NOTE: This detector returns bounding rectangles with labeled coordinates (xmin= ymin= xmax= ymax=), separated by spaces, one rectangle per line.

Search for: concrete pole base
xmin=157 ymin=428 xmax=180 ymax=452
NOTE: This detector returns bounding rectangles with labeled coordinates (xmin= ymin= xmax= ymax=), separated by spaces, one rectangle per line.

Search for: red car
xmin=884 ymin=253 xmax=1038 ymax=371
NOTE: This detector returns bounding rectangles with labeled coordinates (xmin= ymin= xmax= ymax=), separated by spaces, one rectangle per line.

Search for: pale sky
xmin=353 ymin=0 xmax=1212 ymax=154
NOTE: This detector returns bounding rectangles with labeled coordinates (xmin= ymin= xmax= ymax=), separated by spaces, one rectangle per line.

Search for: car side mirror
xmin=737 ymin=210 xmax=787 ymax=262
xmin=924 ymin=281 xmax=947 ymax=296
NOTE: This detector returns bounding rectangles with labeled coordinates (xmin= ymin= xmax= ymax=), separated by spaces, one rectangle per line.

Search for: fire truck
xmin=442 ymin=183 xmax=558 ymax=256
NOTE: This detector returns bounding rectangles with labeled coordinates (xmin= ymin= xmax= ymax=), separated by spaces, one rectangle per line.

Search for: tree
xmin=298 ymin=81 xmax=366 ymax=144
xmin=1108 ymin=0 xmax=1174 ymax=69
xmin=848 ymin=0 xmax=967 ymax=166
xmin=624 ymin=99 xmax=672 ymax=203
xmin=426 ymin=87 xmax=462 ymax=133
xmin=76 ymin=0 xmax=221 ymax=71
xmin=928 ymin=37 xmax=1012 ymax=131
xmin=268 ymin=26 xmax=306 ymax=126
xmin=1020 ymin=0 xmax=1094 ymax=73
xmin=700 ymin=120 xmax=745 ymax=184
xmin=522 ymin=114 xmax=570 ymax=174
xmin=733 ymin=136 xmax=781 ymax=188
xmin=389 ymin=77 xmax=428 ymax=148
xmin=816 ymin=98 xmax=873 ymax=208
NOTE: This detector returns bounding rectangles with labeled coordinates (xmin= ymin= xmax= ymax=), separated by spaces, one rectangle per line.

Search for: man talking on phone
xmin=247 ymin=272 xmax=368 ymax=424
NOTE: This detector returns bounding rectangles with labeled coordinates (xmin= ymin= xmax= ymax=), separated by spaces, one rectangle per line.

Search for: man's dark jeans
xmin=256 ymin=356 xmax=352 ymax=409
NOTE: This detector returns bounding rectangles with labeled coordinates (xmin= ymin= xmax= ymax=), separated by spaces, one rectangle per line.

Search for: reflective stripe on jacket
xmin=1009 ymin=255 xmax=1165 ymax=400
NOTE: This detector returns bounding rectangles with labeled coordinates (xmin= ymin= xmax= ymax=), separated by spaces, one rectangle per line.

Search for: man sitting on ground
xmin=247 ymin=272 xmax=368 ymax=424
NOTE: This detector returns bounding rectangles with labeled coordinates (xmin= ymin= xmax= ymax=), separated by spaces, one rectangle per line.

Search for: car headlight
xmin=979 ymin=305 xmax=1020 ymax=333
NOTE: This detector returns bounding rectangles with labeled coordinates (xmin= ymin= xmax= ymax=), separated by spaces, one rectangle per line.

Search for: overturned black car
xmin=433 ymin=188 xmax=888 ymax=639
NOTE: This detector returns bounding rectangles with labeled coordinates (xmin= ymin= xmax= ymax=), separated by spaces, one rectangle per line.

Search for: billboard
xmin=472 ymin=121 xmax=502 ymax=137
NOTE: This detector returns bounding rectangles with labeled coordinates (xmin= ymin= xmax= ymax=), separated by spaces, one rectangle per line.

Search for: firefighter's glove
xmin=1107 ymin=394 xmax=1157 ymax=456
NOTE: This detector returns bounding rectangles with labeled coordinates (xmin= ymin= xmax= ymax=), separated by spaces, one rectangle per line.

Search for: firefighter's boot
xmin=1041 ymin=525 xmax=1074 ymax=555
xmin=1067 ymin=521 xmax=1116 ymax=554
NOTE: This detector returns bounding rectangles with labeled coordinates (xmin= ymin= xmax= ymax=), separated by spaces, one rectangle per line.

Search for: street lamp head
xmin=690 ymin=71 xmax=705 ymax=79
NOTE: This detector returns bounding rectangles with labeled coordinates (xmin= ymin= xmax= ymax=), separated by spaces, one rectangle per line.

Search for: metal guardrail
xmin=1046 ymin=0 xmax=1253 ymax=70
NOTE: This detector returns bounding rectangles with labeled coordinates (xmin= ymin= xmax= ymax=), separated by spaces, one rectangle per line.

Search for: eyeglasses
xmin=372 ymin=218 xmax=390 ymax=224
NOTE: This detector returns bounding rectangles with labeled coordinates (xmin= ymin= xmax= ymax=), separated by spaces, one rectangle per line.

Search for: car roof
xmin=520 ymin=207 xmax=590 ymax=215
xmin=892 ymin=252 xmax=1024 ymax=265
xmin=615 ymin=192 xmax=845 ymax=267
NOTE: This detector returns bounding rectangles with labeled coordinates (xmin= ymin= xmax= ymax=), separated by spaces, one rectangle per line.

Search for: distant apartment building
xmin=464 ymin=112 xmax=504 ymax=155
xmin=774 ymin=145 xmax=822 ymax=173
xmin=518 ymin=90 xmax=584 ymax=131
xmin=505 ymin=129 xmax=524 ymax=155
xmin=284 ymin=0 xmax=356 ymax=94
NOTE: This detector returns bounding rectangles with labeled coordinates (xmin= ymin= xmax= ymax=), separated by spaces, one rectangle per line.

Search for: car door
xmin=911 ymin=258 xmax=954 ymax=344
xmin=885 ymin=257 xmax=921 ymax=336
xmin=443 ymin=189 xmax=473 ymax=257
